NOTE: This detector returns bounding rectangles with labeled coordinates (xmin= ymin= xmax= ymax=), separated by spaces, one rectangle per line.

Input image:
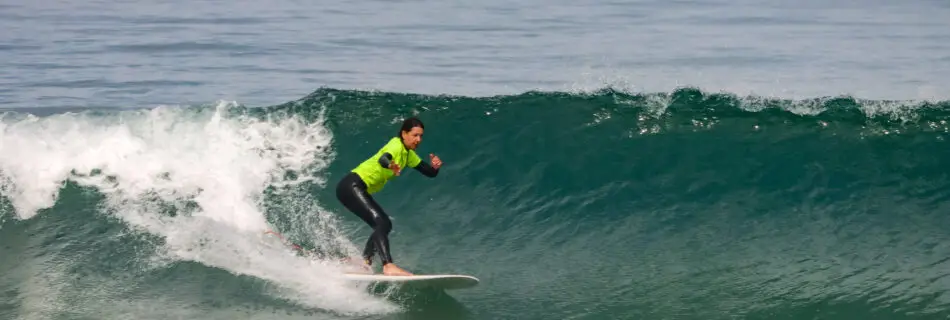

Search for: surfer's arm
xmin=413 ymin=161 xmax=439 ymax=177
xmin=378 ymin=153 xmax=394 ymax=168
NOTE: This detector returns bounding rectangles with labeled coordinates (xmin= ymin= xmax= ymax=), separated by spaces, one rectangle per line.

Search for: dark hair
xmin=397 ymin=116 xmax=424 ymax=137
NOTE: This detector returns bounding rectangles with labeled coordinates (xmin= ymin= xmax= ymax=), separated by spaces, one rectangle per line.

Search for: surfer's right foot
xmin=382 ymin=263 xmax=413 ymax=276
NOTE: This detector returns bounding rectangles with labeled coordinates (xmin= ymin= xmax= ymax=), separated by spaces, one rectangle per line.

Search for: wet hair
xmin=397 ymin=117 xmax=425 ymax=137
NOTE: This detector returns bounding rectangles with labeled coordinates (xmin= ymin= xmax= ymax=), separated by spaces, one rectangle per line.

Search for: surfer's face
xmin=401 ymin=127 xmax=423 ymax=150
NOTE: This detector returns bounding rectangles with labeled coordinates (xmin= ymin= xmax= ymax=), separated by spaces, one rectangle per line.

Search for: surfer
xmin=335 ymin=117 xmax=442 ymax=276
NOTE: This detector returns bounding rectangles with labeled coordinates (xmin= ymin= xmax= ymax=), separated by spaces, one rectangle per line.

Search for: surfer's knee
xmin=374 ymin=214 xmax=392 ymax=234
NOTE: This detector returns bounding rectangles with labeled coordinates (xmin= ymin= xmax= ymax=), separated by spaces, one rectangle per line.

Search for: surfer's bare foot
xmin=383 ymin=263 xmax=413 ymax=276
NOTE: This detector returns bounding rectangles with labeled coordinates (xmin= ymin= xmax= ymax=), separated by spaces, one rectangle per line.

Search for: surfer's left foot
xmin=382 ymin=263 xmax=413 ymax=276
xmin=341 ymin=257 xmax=372 ymax=273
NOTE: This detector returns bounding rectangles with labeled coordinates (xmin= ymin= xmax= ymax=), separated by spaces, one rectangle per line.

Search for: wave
xmin=2 ymin=86 xmax=950 ymax=319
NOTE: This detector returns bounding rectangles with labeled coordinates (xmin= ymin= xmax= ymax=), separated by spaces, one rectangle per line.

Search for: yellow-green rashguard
xmin=351 ymin=136 xmax=438 ymax=194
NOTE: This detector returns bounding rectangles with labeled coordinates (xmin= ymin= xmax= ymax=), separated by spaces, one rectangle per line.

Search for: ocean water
xmin=2 ymin=0 xmax=950 ymax=319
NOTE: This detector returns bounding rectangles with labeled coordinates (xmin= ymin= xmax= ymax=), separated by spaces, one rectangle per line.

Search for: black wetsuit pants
xmin=335 ymin=172 xmax=394 ymax=265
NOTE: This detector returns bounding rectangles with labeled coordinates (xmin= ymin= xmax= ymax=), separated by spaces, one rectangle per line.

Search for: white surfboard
xmin=341 ymin=273 xmax=479 ymax=290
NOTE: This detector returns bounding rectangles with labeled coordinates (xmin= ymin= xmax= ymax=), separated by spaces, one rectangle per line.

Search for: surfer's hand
xmin=390 ymin=162 xmax=401 ymax=176
xmin=430 ymin=154 xmax=442 ymax=169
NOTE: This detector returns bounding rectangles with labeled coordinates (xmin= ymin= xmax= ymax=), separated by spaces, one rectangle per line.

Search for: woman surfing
xmin=335 ymin=117 xmax=442 ymax=276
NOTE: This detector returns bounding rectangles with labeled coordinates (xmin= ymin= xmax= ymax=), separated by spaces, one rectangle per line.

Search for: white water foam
xmin=0 ymin=102 xmax=398 ymax=316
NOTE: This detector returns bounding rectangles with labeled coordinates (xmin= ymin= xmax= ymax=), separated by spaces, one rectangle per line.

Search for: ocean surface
xmin=2 ymin=0 xmax=950 ymax=319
